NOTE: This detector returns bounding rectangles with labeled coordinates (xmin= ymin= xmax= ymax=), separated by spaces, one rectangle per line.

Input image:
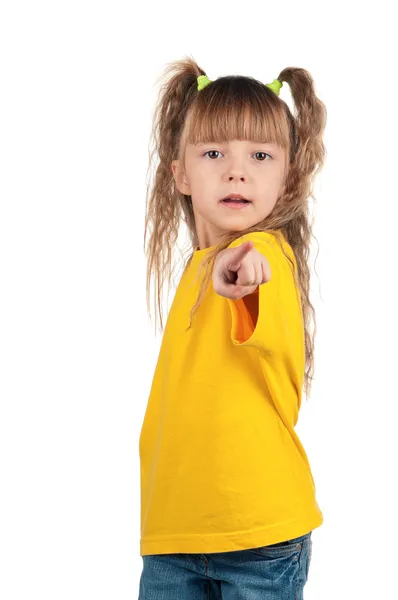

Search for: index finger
xmin=227 ymin=241 xmax=254 ymax=271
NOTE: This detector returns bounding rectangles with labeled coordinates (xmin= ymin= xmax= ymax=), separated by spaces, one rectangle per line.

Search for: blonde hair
xmin=144 ymin=55 xmax=327 ymax=399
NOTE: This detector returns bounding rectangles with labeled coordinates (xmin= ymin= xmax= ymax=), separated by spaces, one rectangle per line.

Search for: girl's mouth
xmin=221 ymin=198 xmax=251 ymax=209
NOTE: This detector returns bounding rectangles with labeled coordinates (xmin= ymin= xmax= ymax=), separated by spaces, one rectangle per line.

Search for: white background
xmin=1 ymin=1 xmax=397 ymax=598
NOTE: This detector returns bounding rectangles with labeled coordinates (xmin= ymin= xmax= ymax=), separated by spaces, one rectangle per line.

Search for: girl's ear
xmin=171 ymin=160 xmax=191 ymax=195
xmin=279 ymin=159 xmax=290 ymax=197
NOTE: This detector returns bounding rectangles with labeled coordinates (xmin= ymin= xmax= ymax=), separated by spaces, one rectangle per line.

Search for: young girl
xmin=138 ymin=56 xmax=327 ymax=600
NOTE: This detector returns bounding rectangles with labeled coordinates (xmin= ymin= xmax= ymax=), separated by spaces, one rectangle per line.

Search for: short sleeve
xmin=226 ymin=231 xmax=304 ymax=355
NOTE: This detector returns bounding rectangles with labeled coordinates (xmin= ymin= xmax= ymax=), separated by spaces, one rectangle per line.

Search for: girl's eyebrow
xmin=195 ymin=141 xmax=277 ymax=147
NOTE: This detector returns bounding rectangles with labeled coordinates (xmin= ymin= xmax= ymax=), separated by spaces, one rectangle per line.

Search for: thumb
xmin=227 ymin=241 xmax=254 ymax=271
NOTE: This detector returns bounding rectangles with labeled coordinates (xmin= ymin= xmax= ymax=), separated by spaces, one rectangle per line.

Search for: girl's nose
xmin=227 ymin=162 xmax=246 ymax=181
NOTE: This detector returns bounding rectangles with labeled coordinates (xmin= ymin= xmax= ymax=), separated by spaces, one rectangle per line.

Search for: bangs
xmin=180 ymin=76 xmax=291 ymax=153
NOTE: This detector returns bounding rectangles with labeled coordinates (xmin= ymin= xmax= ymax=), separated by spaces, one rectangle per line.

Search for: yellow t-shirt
xmin=139 ymin=230 xmax=323 ymax=556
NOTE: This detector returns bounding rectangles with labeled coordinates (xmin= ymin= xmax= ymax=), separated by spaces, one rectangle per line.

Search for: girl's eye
xmin=203 ymin=151 xmax=272 ymax=160
xmin=254 ymin=152 xmax=271 ymax=161
xmin=203 ymin=150 xmax=222 ymax=159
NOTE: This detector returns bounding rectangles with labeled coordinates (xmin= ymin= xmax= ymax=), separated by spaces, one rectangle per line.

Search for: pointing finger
xmin=228 ymin=241 xmax=254 ymax=271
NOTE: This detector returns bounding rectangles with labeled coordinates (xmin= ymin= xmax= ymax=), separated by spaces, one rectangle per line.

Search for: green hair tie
xmin=197 ymin=75 xmax=212 ymax=91
xmin=265 ymin=79 xmax=283 ymax=96
xmin=196 ymin=75 xmax=283 ymax=96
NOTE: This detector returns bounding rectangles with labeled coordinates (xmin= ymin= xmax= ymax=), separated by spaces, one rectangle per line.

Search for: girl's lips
xmin=220 ymin=199 xmax=251 ymax=210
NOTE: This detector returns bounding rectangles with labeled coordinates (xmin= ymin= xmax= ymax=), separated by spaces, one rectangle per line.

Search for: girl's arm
xmin=213 ymin=233 xmax=302 ymax=353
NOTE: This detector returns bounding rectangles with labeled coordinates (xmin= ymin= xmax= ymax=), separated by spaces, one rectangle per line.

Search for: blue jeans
xmin=138 ymin=531 xmax=312 ymax=600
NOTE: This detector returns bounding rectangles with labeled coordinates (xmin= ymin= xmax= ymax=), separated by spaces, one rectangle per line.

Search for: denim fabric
xmin=138 ymin=531 xmax=312 ymax=600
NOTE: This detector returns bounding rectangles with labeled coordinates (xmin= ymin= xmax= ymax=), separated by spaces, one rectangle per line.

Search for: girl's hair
xmin=144 ymin=55 xmax=327 ymax=399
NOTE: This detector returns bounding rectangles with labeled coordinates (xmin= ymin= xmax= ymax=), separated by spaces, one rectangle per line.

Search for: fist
xmin=212 ymin=240 xmax=271 ymax=300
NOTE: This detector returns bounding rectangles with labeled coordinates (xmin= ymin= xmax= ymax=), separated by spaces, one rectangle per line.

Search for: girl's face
xmin=172 ymin=139 xmax=289 ymax=249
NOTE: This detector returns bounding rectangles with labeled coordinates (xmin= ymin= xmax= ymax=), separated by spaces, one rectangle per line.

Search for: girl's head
xmin=171 ymin=75 xmax=293 ymax=246
xmin=144 ymin=56 xmax=327 ymax=398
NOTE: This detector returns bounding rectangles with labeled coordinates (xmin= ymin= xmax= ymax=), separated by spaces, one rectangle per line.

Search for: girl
xmin=138 ymin=56 xmax=327 ymax=600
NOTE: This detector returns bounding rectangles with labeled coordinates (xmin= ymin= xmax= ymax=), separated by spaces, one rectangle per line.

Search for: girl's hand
xmin=212 ymin=240 xmax=271 ymax=300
